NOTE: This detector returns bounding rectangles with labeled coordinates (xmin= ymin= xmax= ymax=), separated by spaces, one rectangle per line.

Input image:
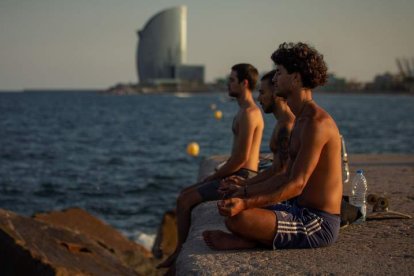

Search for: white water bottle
xmin=349 ymin=169 xmax=368 ymax=223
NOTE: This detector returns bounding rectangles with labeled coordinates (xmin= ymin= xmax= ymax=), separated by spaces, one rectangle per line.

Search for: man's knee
xmin=177 ymin=189 xmax=201 ymax=210
xmin=225 ymin=211 xmax=249 ymax=234
xmin=176 ymin=192 xmax=189 ymax=208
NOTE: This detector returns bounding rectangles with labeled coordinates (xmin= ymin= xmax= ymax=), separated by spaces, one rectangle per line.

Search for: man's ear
xmin=293 ymin=72 xmax=303 ymax=87
xmin=241 ymin=79 xmax=249 ymax=88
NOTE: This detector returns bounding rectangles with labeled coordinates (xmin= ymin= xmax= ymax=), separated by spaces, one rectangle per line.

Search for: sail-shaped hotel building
xmin=136 ymin=6 xmax=204 ymax=85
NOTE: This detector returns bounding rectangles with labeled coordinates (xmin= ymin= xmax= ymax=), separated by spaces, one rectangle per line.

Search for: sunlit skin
xmin=203 ymin=63 xmax=343 ymax=251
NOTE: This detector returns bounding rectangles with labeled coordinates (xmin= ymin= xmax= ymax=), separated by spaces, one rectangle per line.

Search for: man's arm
xmin=245 ymin=166 xmax=276 ymax=185
xmin=206 ymin=109 xmax=259 ymax=181
xmin=218 ymin=166 xmax=276 ymax=197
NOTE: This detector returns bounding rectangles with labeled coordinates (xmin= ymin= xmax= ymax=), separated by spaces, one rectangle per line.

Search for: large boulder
xmin=0 ymin=207 xmax=165 ymax=275
xmin=33 ymin=208 xmax=156 ymax=274
xmin=151 ymin=210 xmax=177 ymax=259
xmin=0 ymin=208 xmax=138 ymax=275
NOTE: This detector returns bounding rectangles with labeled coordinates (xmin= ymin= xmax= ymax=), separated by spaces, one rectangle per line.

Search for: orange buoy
xmin=214 ymin=110 xmax=223 ymax=120
xmin=186 ymin=142 xmax=200 ymax=157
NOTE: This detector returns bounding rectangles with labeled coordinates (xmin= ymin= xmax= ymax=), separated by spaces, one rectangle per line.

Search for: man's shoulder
xmin=299 ymin=112 xmax=331 ymax=134
xmin=241 ymin=104 xmax=263 ymax=118
xmin=278 ymin=118 xmax=295 ymax=131
xmin=236 ymin=106 xmax=263 ymax=129
xmin=303 ymin=110 xmax=339 ymax=142
xmin=305 ymin=106 xmax=334 ymax=126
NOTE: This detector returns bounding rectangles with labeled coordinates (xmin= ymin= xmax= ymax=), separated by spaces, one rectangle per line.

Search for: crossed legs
xmin=158 ymin=181 xmax=275 ymax=269
xmin=203 ymin=208 xmax=278 ymax=250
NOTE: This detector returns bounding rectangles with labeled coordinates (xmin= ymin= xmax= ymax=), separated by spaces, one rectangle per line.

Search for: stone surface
xmin=0 ymin=207 xmax=166 ymax=275
xmin=34 ymin=208 xmax=151 ymax=257
xmin=176 ymin=154 xmax=414 ymax=275
xmin=33 ymin=207 xmax=157 ymax=275
xmin=152 ymin=210 xmax=177 ymax=259
xmin=0 ymin=208 xmax=138 ymax=275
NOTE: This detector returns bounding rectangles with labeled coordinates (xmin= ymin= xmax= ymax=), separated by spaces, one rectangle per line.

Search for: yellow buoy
xmin=186 ymin=142 xmax=200 ymax=157
xmin=214 ymin=110 xmax=223 ymax=120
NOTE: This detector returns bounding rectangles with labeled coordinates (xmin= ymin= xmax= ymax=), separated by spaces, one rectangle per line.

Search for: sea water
xmin=1 ymin=91 xmax=413 ymax=248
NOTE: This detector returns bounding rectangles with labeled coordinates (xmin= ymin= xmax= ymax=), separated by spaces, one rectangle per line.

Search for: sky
xmin=0 ymin=0 xmax=413 ymax=90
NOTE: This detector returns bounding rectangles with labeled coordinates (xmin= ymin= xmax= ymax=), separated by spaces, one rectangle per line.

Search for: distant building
xmin=365 ymin=72 xmax=407 ymax=92
xmin=136 ymin=6 xmax=204 ymax=85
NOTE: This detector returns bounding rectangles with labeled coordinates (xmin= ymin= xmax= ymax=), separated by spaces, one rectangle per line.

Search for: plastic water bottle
xmin=349 ymin=169 xmax=368 ymax=223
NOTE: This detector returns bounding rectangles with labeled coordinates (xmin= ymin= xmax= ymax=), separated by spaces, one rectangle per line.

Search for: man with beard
xmin=218 ymin=70 xmax=295 ymax=198
xmin=203 ymin=42 xmax=343 ymax=251
xmin=158 ymin=63 xmax=264 ymax=271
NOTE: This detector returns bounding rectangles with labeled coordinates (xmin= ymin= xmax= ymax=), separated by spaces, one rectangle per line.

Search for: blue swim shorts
xmin=267 ymin=201 xmax=340 ymax=249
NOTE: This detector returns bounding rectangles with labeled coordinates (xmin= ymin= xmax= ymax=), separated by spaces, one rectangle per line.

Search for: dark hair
xmin=271 ymin=42 xmax=328 ymax=89
xmin=231 ymin=63 xmax=259 ymax=90
xmin=261 ymin=69 xmax=276 ymax=87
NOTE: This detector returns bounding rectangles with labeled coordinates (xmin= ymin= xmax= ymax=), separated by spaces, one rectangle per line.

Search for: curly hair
xmin=271 ymin=42 xmax=328 ymax=89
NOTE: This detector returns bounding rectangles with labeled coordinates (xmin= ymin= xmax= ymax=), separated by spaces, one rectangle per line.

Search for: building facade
xmin=136 ymin=6 xmax=204 ymax=85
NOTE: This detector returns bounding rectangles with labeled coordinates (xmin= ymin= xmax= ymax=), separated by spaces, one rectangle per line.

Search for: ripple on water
xmin=33 ymin=182 xmax=66 ymax=197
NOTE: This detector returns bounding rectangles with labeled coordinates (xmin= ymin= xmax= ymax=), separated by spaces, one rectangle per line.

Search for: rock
xmin=0 ymin=208 xmax=138 ymax=275
xmin=33 ymin=208 xmax=157 ymax=275
xmin=152 ymin=210 xmax=177 ymax=259
xmin=34 ymin=208 xmax=151 ymax=257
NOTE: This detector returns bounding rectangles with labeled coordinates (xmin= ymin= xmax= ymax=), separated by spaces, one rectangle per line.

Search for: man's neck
xmin=237 ymin=89 xmax=254 ymax=108
xmin=287 ymin=88 xmax=313 ymax=117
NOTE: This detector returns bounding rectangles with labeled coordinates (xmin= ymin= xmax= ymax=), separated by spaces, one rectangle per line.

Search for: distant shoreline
xmin=102 ymin=82 xmax=414 ymax=95
xmin=0 ymin=87 xmax=413 ymax=96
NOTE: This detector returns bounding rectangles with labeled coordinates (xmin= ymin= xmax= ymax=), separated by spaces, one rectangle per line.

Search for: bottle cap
xmin=356 ymin=169 xmax=363 ymax=174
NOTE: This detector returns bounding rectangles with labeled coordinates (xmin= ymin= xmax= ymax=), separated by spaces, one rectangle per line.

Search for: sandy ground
xmin=175 ymin=154 xmax=414 ymax=275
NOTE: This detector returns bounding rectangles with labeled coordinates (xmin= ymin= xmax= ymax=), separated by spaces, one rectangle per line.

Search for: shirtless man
xmin=158 ymin=63 xmax=264 ymax=269
xmin=218 ymin=70 xmax=295 ymax=198
xmin=203 ymin=42 xmax=343 ymax=250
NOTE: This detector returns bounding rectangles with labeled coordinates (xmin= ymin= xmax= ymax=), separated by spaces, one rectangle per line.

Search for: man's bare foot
xmin=156 ymin=250 xmax=179 ymax=269
xmin=202 ymin=230 xmax=256 ymax=250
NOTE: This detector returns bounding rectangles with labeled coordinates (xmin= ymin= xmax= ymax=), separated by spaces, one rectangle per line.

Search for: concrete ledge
xmin=176 ymin=154 xmax=414 ymax=275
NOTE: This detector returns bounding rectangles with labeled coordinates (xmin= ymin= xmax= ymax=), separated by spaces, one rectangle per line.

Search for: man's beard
xmin=275 ymin=89 xmax=289 ymax=99
xmin=263 ymin=101 xmax=275 ymax=114
xmin=228 ymin=90 xmax=239 ymax=98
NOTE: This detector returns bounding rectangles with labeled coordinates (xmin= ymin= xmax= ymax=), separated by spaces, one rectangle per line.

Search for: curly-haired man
xmin=203 ymin=42 xmax=343 ymax=250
